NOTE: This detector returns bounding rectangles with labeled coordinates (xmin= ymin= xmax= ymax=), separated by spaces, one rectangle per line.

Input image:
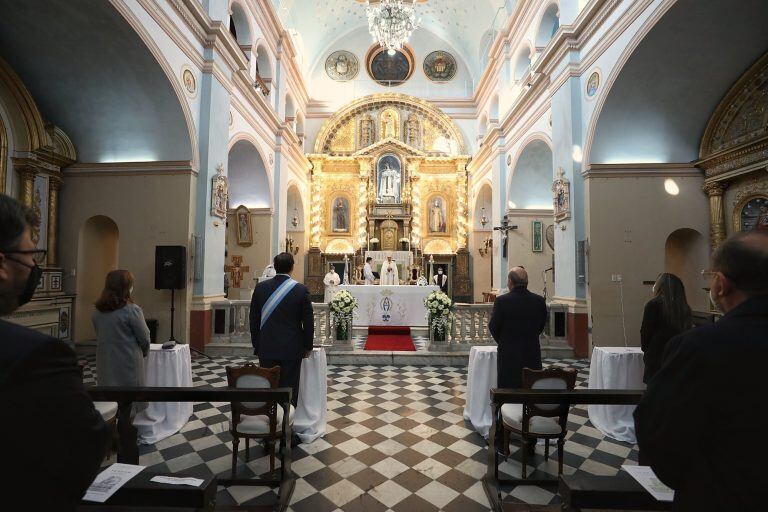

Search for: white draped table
xmin=133 ymin=343 xmax=193 ymax=444
xmin=463 ymin=346 xmax=498 ymax=438
xmin=587 ymin=346 xmax=645 ymax=444
xmin=294 ymin=347 xmax=327 ymax=443
xmin=338 ymin=285 xmax=439 ymax=327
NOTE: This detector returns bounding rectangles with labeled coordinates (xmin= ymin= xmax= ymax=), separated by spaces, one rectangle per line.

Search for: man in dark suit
xmin=489 ymin=266 xmax=548 ymax=389
xmin=250 ymin=252 xmax=314 ymax=406
xmin=0 ymin=194 xmax=109 ymax=509
xmin=635 ymin=230 xmax=768 ymax=511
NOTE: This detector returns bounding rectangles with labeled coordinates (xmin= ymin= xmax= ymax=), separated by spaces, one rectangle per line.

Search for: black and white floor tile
xmin=81 ymin=354 xmax=638 ymax=511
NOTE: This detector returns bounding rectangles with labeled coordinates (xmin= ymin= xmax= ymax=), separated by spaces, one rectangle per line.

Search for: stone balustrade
xmin=429 ymin=303 xmax=495 ymax=351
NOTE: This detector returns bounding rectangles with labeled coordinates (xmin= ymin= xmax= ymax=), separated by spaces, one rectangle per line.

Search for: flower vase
xmin=335 ymin=321 xmax=348 ymax=341
xmin=432 ymin=326 xmax=446 ymax=342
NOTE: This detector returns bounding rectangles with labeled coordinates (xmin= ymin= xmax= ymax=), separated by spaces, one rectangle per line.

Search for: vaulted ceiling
xmin=275 ymin=0 xmax=514 ymax=78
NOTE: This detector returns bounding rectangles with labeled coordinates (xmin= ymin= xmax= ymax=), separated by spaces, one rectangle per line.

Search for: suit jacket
xmin=249 ymin=274 xmax=314 ymax=360
xmin=488 ymin=287 xmax=548 ymax=388
xmin=0 ymin=320 xmax=109 ymax=510
xmin=634 ymin=295 xmax=768 ymax=511
xmin=640 ymin=297 xmax=686 ymax=383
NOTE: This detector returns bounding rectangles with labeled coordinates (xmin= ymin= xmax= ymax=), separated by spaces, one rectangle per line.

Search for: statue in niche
xmin=377 ymin=154 xmax=401 ymax=204
xmin=381 ymin=109 xmax=399 ymax=139
xmin=429 ymin=197 xmax=447 ymax=233
xmin=332 ymin=197 xmax=349 ymax=232
xmin=359 ymin=115 xmax=374 ymax=147
xmin=406 ymin=114 xmax=420 ymax=147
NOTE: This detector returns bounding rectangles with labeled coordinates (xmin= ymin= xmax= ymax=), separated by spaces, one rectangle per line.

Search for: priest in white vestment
xmin=323 ymin=265 xmax=341 ymax=303
xmin=364 ymin=257 xmax=376 ymax=285
xmin=379 ymin=256 xmax=400 ymax=286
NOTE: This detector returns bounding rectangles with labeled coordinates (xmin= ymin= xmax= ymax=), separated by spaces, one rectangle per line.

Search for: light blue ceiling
xmin=275 ymin=0 xmax=513 ymax=78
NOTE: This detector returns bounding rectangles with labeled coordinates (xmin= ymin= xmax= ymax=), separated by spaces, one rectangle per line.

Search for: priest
xmin=323 ymin=264 xmax=341 ymax=302
xmin=433 ymin=267 xmax=449 ymax=293
xmin=364 ymin=257 xmax=376 ymax=285
xmin=379 ymin=255 xmax=400 ymax=286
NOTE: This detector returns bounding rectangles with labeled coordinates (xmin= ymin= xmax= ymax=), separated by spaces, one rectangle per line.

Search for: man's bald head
xmin=713 ymin=230 xmax=768 ymax=297
xmin=508 ymin=266 xmax=528 ymax=289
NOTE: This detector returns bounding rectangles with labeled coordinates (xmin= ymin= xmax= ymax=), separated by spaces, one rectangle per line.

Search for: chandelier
xmin=366 ymin=0 xmax=419 ymax=54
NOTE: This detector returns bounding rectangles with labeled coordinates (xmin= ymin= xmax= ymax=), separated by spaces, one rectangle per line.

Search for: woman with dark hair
xmin=640 ymin=273 xmax=692 ymax=382
xmin=93 ymin=270 xmax=150 ymax=388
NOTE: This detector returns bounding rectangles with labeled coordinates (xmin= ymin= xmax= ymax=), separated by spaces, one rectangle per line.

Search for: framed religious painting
xmin=737 ymin=195 xmax=768 ymax=231
xmin=532 ymin=220 xmax=543 ymax=252
xmin=366 ymin=45 xmax=414 ymax=86
xmin=235 ymin=205 xmax=253 ymax=246
xmin=427 ymin=195 xmax=448 ymax=235
xmin=330 ymin=196 xmax=351 ymax=233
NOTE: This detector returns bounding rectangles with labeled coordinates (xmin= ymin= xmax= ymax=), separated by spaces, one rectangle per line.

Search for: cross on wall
xmin=225 ymin=256 xmax=250 ymax=288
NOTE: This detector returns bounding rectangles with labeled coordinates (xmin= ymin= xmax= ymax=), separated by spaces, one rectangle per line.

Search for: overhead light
xmin=664 ymin=178 xmax=680 ymax=196
xmin=366 ymin=0 xmax=419 ymax=53
xmin=387 ymin=49 xmax=397 ymax=56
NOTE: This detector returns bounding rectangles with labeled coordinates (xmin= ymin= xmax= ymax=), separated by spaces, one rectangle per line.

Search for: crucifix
xmin=224 ymin=256 xmax=250 ymax=288
xmin=493 ymin=214 xmax=518 ymax=259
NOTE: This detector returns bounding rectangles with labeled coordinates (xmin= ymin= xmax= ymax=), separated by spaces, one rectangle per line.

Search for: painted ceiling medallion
xmin=181 ymin=67 xmax=197 ymax=97
xmin=586 ymin=71 xmax=600 ymax=98
xmin=367 ymin=46 xmax=414 ymax=86
xmin=325 ymin=50 xmax=359 ymax=81
xmin=423 ymin=51 xmax=456 ymax=82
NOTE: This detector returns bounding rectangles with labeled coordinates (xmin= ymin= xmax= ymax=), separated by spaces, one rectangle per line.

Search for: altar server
xmin=323 ymin=264 xmax=341 ymax=302
xmin=380 ymin=255 xmax=400 ymax=286
xmin=364 ymin=257 xmax=376 ymax=285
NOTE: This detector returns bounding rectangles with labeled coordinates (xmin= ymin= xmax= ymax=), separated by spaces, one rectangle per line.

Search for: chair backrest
xmin=226 ymin=362 xmax=280 ymax=414
xmin=522 ymin=367 xmax=577 ymax=419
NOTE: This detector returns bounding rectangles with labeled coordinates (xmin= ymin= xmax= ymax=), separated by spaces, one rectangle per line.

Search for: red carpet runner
xmin=364 ymin=326 xmax=416 ymax=351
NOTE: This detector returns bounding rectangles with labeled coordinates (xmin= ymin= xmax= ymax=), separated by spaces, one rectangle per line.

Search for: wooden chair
xmin=226 ymin=363 xmax=293 ymax=478
xmin=500 ymin=367 xmax=577 ymax=478
xmin=79 ymin=364 xmax=119 ymax=449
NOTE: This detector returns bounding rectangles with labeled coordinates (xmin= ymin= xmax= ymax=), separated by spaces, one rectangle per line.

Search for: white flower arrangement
xmin=424 ymin=291 xmax=454 ymax=338
xmin=330 ymin=290 xmax=358 ymax=338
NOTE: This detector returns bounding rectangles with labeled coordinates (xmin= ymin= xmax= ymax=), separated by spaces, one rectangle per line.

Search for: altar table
xmin=338 ymin=284 xmax=439 ymax=327
xmin=294 ymin=347 xmax=328 ymax=443
xmin=463 ymin=346 xmax=498 ymax=438
xmin=587 ymin=346 xmax=645 ymax=443
xmin=133 ymin=343 xmax=193 ymax=444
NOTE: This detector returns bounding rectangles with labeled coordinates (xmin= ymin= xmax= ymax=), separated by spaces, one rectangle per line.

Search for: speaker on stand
xmin=155 ymin=246 xmax=209 ymax=358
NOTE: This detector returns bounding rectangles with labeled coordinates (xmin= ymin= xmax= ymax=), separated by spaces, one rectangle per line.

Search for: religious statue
xmin=406 ymin=114 xmax=420 ymax=147
xmin=379 ymin=256 xmax=399 ymax=286
xmin=238 ymin=213 xmax=248 ymax=241
xmin=381 ymin=110 xmax=398 ymax=139
xmin=323 ymin=264 xmax=341 ymax=303
xmin=380 ymin=164 xmax=400 ymax=200
xmin=211 ymin=164 xmax=228 ymax=219
xmin=261 ymin=264 xmax=276 ymax=280
xmin=430 ymin=198 xmax=446 ymax=233
xmin=333 ymin=198 xmax=348 ymax=232
xmin=359 ymin=115 xmax=374 ymax=147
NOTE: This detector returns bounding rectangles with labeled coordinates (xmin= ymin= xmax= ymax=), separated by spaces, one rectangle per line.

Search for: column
xmin=490 ymin=153 xmax=507 ymax=289
xmin=17 ymin=167 xmax=36 ymax=206
xmin=357 ymin=159 xmax=370 ymax=249
xmin=456 ymin=159 xmax=469 ymax=249
xmin=703 ymin=181 xmax=727 ymax=251
xmin=309 ymin=159 xmax=323 ymax=248
xmin=47 ymin=175 xmax=62 ymax=267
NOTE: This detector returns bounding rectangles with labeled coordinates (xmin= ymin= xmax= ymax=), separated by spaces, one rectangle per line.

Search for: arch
xmin=286 ymin=182 xmax=306 ymax=232
xmin=479 ymin=29 xmax=497 ymax=70
xmin=228 ymin=138 xmax=272 ymax=209
xmin=478 ymin=113 xmax=489 ymax=140
xmin=508 ymin=138 xmax=554 ymax=210
xmin=76 ymin=215 xmax=119 ymax=341
xmin=295 ymin=110 xmax=305 ymax=136
xmin=228 ymin=0 xmax=253 ymax=46
xmin=665 ymin=228 xmax=708 ymax=312
xmin=586 ymin=0 xmax=768 ymax=165
xmin=284 ymin=92 xmax=296 ymax=130
xmin=489 ymin=94 xmax=500 ymax=122
xmin=0 ymin=55 xmax=49 ymax=153
xmin=0 ymin=0 xmax=196 ymax=165
xmin=535 ymin=3 xmax=560 ymax=48
xmin=513 ymin=44 xmax=532 ymax=82
xmin=255 ymin=41 xmax=274 ymax=81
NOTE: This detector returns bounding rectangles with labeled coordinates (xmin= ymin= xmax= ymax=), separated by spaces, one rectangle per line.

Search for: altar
xmin=339 ymin=284 xmax=439 ymax=327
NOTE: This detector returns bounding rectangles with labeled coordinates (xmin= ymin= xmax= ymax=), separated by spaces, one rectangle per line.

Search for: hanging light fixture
xmin=291 ymin=206 xmax=299 ymax=228
xmin=366 ymin=0 xmax=419 ymax=53
xmin=480 ymin=206 xmax=489 ymax=228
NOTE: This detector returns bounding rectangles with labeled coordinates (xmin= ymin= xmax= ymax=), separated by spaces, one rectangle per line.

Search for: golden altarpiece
xmin=0 ymin=56 xmax=77 ymax=340
xmin=698 ymin=51 xmax=768 ymax=249
xmin=305 ymin=94 xmax=473 ymax=302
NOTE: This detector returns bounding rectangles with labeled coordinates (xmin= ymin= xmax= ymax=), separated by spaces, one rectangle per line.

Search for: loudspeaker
xmin=155 ymin=246 xmax=187 ymax=290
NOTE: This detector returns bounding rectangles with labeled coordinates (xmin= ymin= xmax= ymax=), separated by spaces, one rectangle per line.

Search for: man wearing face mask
xmin=0 ymin=194 xmax=109 ymax=509
xmin=634 ymin=230 xmax=768 ymax=511
xmin=432 ymin=266 xmax=448 ymax=294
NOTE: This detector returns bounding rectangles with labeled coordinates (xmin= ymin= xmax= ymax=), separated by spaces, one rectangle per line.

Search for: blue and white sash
xmin=260 ymin=278 xmax=298 ymax=328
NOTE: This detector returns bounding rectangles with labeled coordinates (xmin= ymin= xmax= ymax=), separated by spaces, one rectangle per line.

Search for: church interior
xmin=1 ymin=0 xmax=767 ymax=509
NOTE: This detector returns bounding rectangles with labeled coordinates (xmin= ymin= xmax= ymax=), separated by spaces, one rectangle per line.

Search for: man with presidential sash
xmin=249 ymin=252 xmax=314 ymax=406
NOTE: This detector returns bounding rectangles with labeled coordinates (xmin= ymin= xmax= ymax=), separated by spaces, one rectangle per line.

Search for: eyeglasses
xmin=3 ymin=249 xmax=47 ymax=265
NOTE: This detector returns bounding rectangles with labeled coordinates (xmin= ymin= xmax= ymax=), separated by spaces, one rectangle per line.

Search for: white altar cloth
xmin=587 ymin=346 xmax=645 ymax=443
xmin=463 ymin=346 xmax=498 ymax=438
xmin=295 ymin=347 xmax=328 ymax=443
xmin=338 ymin=284 xmax=439 ymax=327
xmin=133 ymin=344 xmax=193 ymax=444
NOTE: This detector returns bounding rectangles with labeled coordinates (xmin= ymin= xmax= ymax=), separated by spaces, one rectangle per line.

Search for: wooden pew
xmin=86 ymin=387 xmax=294 ymax=512
xmin=559 ymin=471 xmax=673 ymax=511
xmin=483 ymin=388 xmax=645 ymax=512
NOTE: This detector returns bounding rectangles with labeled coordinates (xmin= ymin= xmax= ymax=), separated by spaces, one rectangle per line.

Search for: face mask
xmin=438 ymin=270 xmax=443 ymax=274
xmin=709 ymin=288 xmax=721 ymax=312
xmin=17 ymin=264 xmax=43 ymax=307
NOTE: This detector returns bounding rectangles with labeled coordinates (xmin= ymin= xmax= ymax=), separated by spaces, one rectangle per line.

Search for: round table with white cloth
xmin=463 ymin=346 xmax=498 ymax=438
xmin=294 ymin=347 xmax=328 ymax=443
xmin=587 ymin=346 xmax=646 ymax=444
xmin=133 ymin=343 xmax=193 ymax=444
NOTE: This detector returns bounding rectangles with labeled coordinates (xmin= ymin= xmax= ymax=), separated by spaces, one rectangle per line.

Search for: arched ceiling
xmin=589 ymin=0 xmax=768 ymax=165
xmin=0 ymin=0 xmax=192 ymax=163
xmin=509 ymin=140 xmax=553 ymax=209
xmin=275 ymin=0 xmax=513 ymax=78
xmin=228 ymin=140 xmax=271 ymax=209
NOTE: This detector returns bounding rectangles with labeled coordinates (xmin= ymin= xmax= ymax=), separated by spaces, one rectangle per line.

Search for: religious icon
xmin=182 ymin=68 xmax=196 ymax=95
xmin=552 ymin=167 xmax=571 ymax=222
xmin=380 ymin=109 xmax=399 ymax=139
xmin=211 ymin=164 xmax=228 ymax=219
xmin=325 ymin=50 xmax=359 ymax=81
xmin=586 ymin=71 xmax=599 ymax=98
xmin=359 ymin=114 xmax=374 ymax=147
xmin=423 ymin=51 xmax=457 ymax=82
xmin=332 ymin=197 xmax=349 ymax=232
xmin=406 ymin=114 xmax=420 ymax=147
xmin=739 ymin=196 xmax=768 ymax=231
xmin=368 ymin=49 xmax=411 ymax=86
xmin=377 ymin=154 xmax=402 ymax=204
xmin=235 ymin=205 xmax=252 ymax=246
xmin=532 ymin=220 xmax=543 ymax=252
xmin=429 ymin=197 xmax=447 ymax=233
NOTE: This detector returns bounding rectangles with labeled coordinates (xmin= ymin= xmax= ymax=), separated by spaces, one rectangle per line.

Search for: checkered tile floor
xmin=81 ymin=355 xmax=638 ymax=510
